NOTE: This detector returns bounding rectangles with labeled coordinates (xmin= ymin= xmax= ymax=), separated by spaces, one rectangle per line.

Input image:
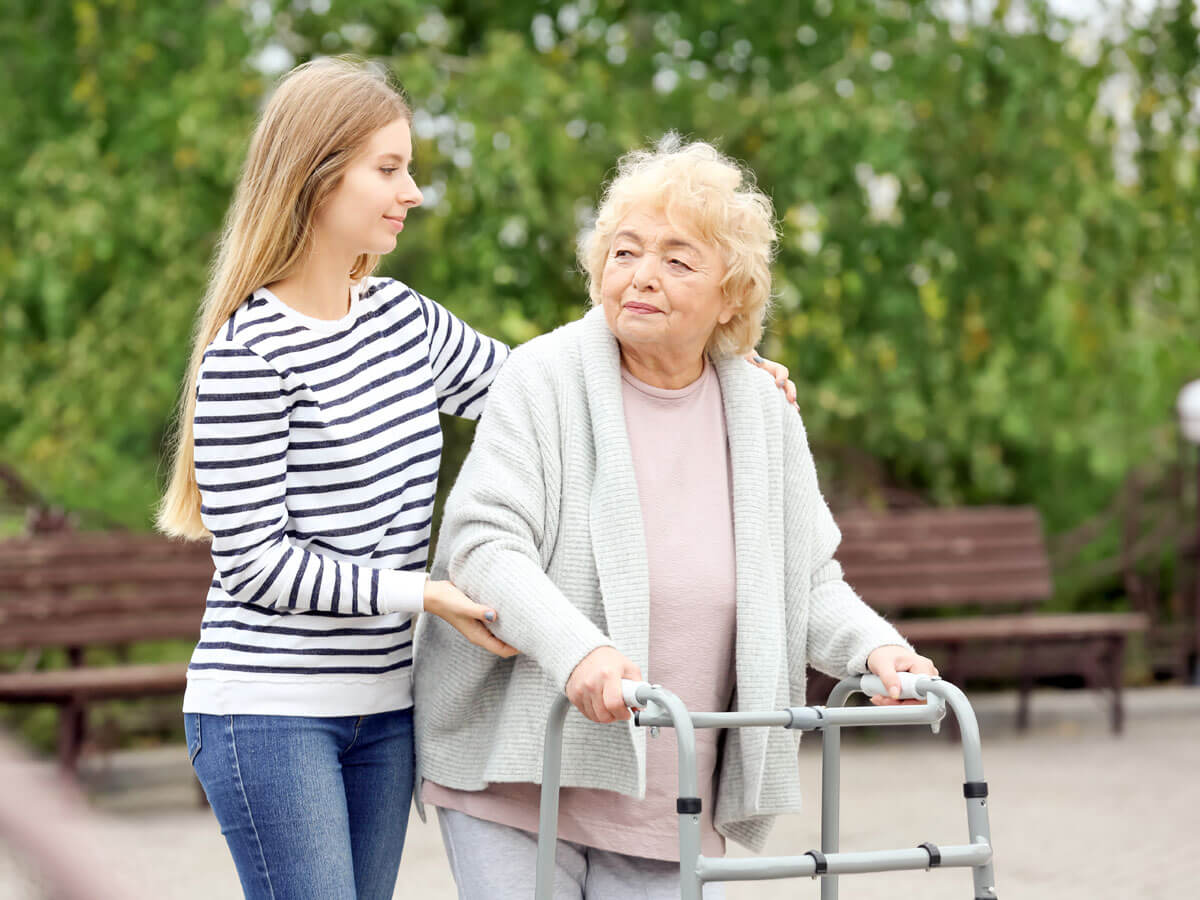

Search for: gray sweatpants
xmin=436 ymin=808 xmax=725 ymax=900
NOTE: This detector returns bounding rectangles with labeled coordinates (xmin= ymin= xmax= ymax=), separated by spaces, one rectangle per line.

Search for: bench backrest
xmin=834 ymin=506 xmax=1053 ymax=616
xmin=0 ymin=533 xmax=214 ymax=651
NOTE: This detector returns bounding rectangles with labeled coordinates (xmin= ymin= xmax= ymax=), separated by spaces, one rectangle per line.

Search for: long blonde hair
xmin=158 ymin=57 xmax=412 ymax=539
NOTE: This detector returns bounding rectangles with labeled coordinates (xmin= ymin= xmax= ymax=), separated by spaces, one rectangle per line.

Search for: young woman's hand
xmin=745 ymin=353 xmax=798 ymax=408
xmin=865 ymin=645 xmax=939 ymax=706
xmin=423 ymin=580 xmax=518 ymax=658
xmin=565 ymin=646 xmax=643 ymax=723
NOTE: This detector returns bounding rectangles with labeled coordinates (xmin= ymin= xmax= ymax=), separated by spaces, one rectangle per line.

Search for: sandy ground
xmin=2 ymin=685 xmax=1197 ymax=899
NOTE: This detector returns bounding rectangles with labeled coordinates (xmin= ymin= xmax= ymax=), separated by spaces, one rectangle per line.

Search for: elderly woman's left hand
xmin=865 ymin=645 xmax=939 ymax=706
xmin=746 ymin=354 xmax=797 ymax=408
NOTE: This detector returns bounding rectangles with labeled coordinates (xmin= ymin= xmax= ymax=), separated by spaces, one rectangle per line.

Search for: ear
xmin=716 ymin=286 xmax=741 ymax=325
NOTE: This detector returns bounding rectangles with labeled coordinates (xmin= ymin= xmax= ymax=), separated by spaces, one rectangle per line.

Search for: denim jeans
xmin=185 ymin=708 xmax=414 ymax=900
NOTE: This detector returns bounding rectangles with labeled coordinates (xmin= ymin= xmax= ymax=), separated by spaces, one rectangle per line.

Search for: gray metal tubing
xmin=636 ymin=687 xmax=704 ymax=900
xmin=820 ymin=677 xmax=871 ymax=900
xmin=534 ymin=692 xmax=573 ymax=900
xmin=923 ymin=679 xmax=998 ymax=899
xmin=819 ymin=703 xmax=942 ymax=728
xmin=538 ymin=677 xmax=996 ymax=899
xmin=535 ymin=685 xmax=705 ymax=900
xmin=636 ymin=709 xmax=794 ymax=729
xmin=696 ymin=843 xmax=992 ymax=882
xmin=635 ymin=703 xmax=940 ymax=731
xmin=821 ymin=675 xmax=997 ymax=900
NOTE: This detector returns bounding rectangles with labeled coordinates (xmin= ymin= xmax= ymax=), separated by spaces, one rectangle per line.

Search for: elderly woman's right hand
xmin=566 ymin=647 xmax=643 ymax=723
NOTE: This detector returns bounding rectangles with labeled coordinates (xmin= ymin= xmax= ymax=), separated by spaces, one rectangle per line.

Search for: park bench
xmin=0 ymin=532 xmax=212 ymax=771
xmin=828 ymin=506 xmax=1147 ymax=733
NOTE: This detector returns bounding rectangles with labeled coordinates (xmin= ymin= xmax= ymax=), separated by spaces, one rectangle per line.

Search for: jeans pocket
xmin=184 ymin=713 xmax=203 ymax=764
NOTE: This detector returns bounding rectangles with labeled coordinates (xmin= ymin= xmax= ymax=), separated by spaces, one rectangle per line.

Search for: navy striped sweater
xmin=182 ymin=277 xmax=508 ymax=716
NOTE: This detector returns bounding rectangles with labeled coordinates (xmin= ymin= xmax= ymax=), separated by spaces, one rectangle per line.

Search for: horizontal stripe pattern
xmin=188 ymin=276 xmax=509 ymax=707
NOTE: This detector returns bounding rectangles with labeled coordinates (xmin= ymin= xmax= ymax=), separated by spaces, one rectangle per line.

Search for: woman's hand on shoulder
xmin=423 ymin=580 xmax=518 ymax=658
xmin=745 ymin=353 xmax=798 ymax=408
xmin=865 ymin=645 xmax=939 ymax=706
xmin=565 ymin=646 xmax=643 ymax=723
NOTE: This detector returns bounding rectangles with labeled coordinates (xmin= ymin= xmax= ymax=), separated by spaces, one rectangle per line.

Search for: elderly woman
xmin=414 ymin=137 xmax=935 ymax=899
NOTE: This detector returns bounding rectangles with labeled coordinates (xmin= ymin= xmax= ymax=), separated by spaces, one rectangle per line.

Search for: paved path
xmin=2 ymin=686 xmax=1197 ymax=899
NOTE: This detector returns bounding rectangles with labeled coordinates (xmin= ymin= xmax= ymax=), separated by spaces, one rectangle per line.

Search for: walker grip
xmin=860 ymin=671 xmax=928 ymax=700
xmin=621 ymin=679 xmax=652 ymax=708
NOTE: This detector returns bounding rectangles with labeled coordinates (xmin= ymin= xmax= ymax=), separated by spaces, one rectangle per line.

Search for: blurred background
xmin=2 ymin=0 xmax=1199 ymax=897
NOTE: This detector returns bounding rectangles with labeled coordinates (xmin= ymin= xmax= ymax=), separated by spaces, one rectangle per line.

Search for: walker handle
xmin=860 ymin=671 xmax=930 ymax=700
xmin=621 ymin=679 xmax=653 ymax=708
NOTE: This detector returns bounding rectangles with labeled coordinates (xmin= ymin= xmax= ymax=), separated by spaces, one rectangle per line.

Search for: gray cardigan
xmin=414 ymin=307 xmax=909 ymax=851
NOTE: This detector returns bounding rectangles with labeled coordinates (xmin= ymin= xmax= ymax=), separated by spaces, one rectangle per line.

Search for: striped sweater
xmin=182 ymin=276 xmax=508 ymax=716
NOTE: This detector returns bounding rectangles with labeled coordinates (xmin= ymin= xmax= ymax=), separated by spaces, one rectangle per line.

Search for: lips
xmin=623 ymin=301 xmax=662 ymax=314
xmin=383 ymin=215 xmax=406 ymax=231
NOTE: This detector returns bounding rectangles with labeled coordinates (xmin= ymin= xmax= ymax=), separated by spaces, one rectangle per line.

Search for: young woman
xmin=158 ymin=57 xmax=794 ymax=899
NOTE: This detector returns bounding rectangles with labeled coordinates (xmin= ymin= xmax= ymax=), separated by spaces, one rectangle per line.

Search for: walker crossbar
xmin=534 ymin=674 xmax=997 ymax=900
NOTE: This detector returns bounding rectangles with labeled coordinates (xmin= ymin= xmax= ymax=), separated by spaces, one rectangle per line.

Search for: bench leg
xmin=1017 ymin=648 xmax=1034 ymax=732
xmin=1107 ymin=636 xmax=1126 ymax=735
xmin=57 ymin=700 xmax=86 ymax=774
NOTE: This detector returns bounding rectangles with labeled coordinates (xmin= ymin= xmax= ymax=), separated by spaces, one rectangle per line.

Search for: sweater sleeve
xmin=194 ymin=342 xmax=426 ymax=616
xmin=779 ymin=398 xmax=911 ymax=679
xmin=433 ymin=352 xmax=614 ymax=688
xmin=414 ymin=292 xmax=510 ymax=420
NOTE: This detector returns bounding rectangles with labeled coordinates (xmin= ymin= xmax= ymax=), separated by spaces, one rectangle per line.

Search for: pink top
xmin=424 ymin=358 xmax=738 ymax=861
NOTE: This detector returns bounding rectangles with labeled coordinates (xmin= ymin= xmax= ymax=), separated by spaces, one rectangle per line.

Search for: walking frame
xmin=535 ymin=672 xmax=997 ymax=898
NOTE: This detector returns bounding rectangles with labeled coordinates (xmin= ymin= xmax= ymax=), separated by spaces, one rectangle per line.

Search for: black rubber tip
xmin=804 ymin=849 xmax=828 ymax=875
xmin=963 ymin=781 xmax=989 ymax=799
xmin=676 ymin=796 xmax=702 ymax=815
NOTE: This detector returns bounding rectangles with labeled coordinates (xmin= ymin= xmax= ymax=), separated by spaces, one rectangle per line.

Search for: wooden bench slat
xmin=858 ymin=580 xmax=1055 ymax=609
xmin=837 ymin=507 xmax=1042 ymax=537
xmin=0 ymin=560 xmax=214 ymax=589
xmin=836 ymin=535 xmax=1048 ymax=563
xmin=0 ymin=587 xmax=209 ymax=620
xmin=0 ymin=612 xmax=202 ymax=650
xmin=898 ymin=613 xmax=1148 ymax=643
xmin=842 ymin=558 xmax=1052 ymax=583
xmin=0 ymin=663 xmax=188 ymax=703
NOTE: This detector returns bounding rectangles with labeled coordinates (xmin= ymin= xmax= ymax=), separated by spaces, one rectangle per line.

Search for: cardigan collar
xmin=577 ymin=308 xmax=782 ymax=796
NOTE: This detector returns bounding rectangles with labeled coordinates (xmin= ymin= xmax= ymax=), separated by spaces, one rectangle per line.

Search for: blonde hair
xmin=578 ymin=134 xmax=778 ymax=358
xmin=158 ymin=57 xmax=412 ymax=539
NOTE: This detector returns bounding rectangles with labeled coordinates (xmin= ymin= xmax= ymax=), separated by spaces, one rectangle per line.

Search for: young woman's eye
xmin=380 ymin=167 xmax=398 ymax=175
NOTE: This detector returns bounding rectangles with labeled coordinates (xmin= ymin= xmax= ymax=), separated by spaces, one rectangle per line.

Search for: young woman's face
xmin=315 ymin=117 xmax=423 ymax=257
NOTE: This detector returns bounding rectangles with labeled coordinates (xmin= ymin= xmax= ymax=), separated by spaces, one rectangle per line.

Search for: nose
xmin=398 ymin=173 xmax=423 ymax=208
xmin=632 ymin=255 xmax=659 ymax=292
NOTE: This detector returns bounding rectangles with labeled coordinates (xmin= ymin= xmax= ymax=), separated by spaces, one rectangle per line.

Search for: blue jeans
xmin=185 ymin=709 xmax=414 ymax=900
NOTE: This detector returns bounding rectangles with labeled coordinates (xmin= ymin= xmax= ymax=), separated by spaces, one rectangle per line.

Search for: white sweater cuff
xmin=377 ymin=569 xmax=427 ymax=616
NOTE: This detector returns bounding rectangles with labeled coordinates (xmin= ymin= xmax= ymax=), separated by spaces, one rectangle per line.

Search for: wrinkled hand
xmin=423 ymin=580 xmax=518 ymax=659
xmin=565 ymin=646 xmax=643 ymax=723
xmin=865 ymin=645 xmax=939 ymax=706
xmin=745 ymin=353 xmax=798 ymax=408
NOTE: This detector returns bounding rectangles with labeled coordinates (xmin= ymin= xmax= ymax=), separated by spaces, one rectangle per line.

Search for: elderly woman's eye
xmin=670 ymin=258 xmax=692 ymax=270
xmin=614 ymin=249 xmax=633 ymax=258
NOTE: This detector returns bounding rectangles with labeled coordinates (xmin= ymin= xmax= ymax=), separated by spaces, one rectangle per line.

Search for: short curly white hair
xmin=578 ymin=134 xmax=778 ymax=357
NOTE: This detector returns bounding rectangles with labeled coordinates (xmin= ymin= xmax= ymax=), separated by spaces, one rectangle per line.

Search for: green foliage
xmin=2 ymin=1 xmax=1198 ymax=606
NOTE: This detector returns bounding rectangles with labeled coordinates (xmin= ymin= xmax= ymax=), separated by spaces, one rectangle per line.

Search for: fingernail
xmin=484 ymin=610 xmax=495 ymax=622
xmin=890 ymin=686 xmax=900 ymax=699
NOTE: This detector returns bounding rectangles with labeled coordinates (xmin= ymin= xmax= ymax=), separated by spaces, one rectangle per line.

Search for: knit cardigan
xmin=413 ymin=307 xmax=909 ymax=851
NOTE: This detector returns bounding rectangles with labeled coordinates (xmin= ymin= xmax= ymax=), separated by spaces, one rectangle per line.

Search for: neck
xmin=268 ymin=239 xmax=359 ymax=321
xmin=619 ymin=342 xmax=705 ymax=389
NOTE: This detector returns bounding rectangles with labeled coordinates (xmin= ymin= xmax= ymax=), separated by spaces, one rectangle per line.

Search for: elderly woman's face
xmin=599 ymin=207 xmax=732 ymax=363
